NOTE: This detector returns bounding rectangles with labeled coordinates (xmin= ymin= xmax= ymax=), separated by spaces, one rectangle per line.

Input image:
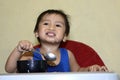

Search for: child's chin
xmin=47 ymin=40 xmax=61 ymax=44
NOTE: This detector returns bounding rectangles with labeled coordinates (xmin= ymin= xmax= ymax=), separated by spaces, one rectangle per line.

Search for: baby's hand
xmin=16 ymin=40 xmax=33 ymax=53
xmin=87 ymin=65 xmax=108 ymax=72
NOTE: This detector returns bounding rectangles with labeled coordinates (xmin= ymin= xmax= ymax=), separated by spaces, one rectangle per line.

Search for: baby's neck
xmin=40 ymin=43 xmax=60 ymax=54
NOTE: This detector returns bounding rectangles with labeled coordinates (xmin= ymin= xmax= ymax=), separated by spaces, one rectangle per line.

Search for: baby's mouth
xmin=46 ymin=32 xmax=56 ymax=37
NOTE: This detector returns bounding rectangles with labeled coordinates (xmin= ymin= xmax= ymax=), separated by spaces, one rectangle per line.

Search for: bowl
xmin=17 ymin=60 xmax=47 ymax=73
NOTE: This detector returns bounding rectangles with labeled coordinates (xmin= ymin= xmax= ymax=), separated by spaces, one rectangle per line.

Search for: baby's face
xmin=36 ymin=13 xmax=66 ymax=44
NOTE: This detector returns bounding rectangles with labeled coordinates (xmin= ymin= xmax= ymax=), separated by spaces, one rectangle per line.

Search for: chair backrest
xmin=34 ymin=40 xmax=105 ymax=67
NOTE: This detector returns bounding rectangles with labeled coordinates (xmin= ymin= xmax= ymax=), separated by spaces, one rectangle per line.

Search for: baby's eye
xmin=56 ymin=24 xmax=61 ymax=27
xmin=43 ymin=22 xmax=49 ymax=25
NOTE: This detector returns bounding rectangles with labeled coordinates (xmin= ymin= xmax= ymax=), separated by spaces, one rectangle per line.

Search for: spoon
xmin=32 ymin=49 xmax=56 ymax=61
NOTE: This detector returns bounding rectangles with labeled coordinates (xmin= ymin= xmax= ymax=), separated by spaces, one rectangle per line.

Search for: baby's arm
xmin=68 ymin=50 xmax=80 ymax=72
xmin=5 ymin=40 xmax=33 ymax=73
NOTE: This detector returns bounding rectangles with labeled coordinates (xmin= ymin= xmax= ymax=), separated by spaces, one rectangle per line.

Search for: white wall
xmin=0 ymin=0 xmax=120 ymax=75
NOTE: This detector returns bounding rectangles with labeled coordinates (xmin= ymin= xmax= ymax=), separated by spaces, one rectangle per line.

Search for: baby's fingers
xmin=88 ymin=65 xmax=100 ymax=72
xmin=17 ymin=40 xmax=33 ymax=53
xmin=100 ymin=66 xmax=109 ymax=72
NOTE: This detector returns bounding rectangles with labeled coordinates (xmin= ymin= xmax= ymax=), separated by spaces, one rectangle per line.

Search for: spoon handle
xmin=32 ymin=49 xmax=40 ymax=54
xmin=31 ymin=49 xmax=44 ymax=59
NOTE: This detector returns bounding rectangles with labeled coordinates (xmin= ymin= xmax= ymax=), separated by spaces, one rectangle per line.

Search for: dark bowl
xmin=17 ymin=60 xmax=47 ymax=73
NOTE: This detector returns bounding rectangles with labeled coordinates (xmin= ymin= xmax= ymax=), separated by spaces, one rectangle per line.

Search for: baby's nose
xmin=49 ymin=25 xmax=55 ymax=30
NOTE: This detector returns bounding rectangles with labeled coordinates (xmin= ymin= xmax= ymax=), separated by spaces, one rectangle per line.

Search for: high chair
xmin=34 ymin=40 xmax=106 ymax=67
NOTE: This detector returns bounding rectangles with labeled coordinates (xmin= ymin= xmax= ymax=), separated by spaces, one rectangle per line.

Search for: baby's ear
xmin=35 ymin=32 xmax=39 ymax=37
xmin=63 ymin=35 xmax=67 ymax=42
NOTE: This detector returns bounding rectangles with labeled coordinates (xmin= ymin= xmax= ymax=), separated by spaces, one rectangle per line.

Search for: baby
xmin=5 ymin=9 xmax=108 ymax=73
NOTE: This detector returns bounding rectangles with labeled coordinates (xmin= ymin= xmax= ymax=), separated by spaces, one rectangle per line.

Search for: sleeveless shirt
xmin=33 ymin=48 xmax=70 ymax=72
